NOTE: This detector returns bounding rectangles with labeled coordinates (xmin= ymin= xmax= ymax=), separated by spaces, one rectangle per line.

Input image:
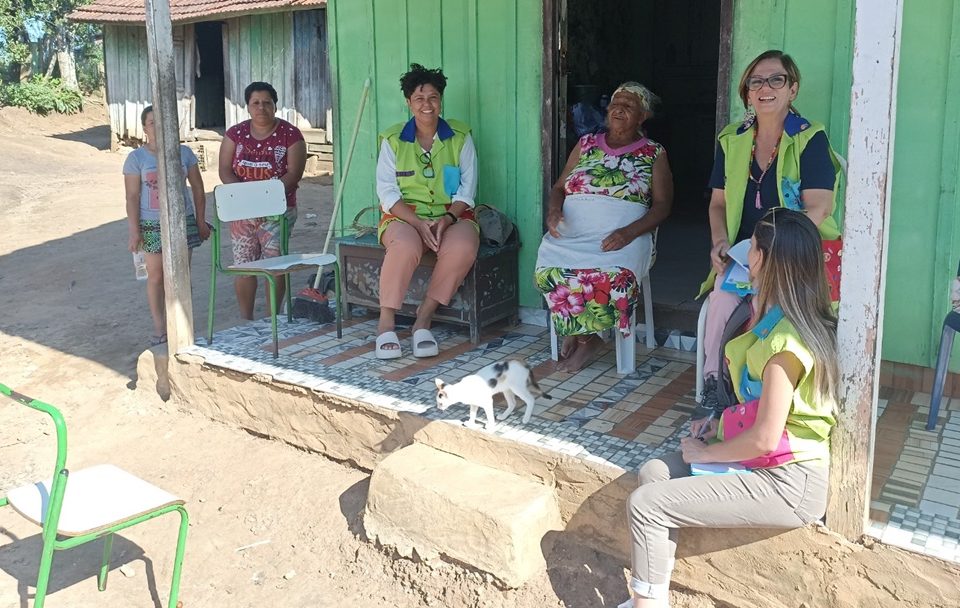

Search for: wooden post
xmin=144 ymin=0 xmax=195 ymax=353
xmin=714 ymin=0 xmax=734 ymax=134
xmin=828 ymin=0 xmax=903 ymax=539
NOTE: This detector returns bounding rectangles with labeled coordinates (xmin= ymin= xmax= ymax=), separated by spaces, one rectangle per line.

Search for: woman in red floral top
xmin=218 ymin=81 xmax=306 ymax=320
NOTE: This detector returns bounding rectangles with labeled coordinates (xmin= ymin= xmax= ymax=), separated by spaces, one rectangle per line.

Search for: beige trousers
xmin=379 ymin=220 xmax=479 ymax=310
xmin=626 ymin=451 xmax=828 ymax=599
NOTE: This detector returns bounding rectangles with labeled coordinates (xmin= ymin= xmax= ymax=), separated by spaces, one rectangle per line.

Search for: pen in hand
xmin=694 ymin=410 xmax=716 ymax=441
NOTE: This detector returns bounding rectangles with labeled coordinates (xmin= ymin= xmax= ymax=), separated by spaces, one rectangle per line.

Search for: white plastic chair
xmin=207 ymin=181 xmax=341 ymax=357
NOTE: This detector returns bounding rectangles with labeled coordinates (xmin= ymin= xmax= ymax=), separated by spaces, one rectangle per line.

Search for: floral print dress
xmin=535 ymin=133 xmax=663 ymax=337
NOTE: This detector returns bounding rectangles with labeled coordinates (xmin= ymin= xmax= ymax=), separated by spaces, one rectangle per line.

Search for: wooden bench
xmin=335 ymin=233 xmax=520 ymax=343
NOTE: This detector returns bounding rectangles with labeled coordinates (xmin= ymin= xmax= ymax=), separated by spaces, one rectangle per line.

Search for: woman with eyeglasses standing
xmin=373 ymin=64 xmax=479 ymax=359
xmin=693 ymin=50 xmax=843 ymax=426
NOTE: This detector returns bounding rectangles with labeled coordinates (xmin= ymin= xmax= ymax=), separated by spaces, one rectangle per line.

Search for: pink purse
xmin=720 ymin=400 xmax=796 ymax=469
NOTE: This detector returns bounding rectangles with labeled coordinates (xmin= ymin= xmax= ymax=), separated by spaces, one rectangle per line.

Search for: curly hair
xmin=400 ymin=64 xmax=447 ymax=98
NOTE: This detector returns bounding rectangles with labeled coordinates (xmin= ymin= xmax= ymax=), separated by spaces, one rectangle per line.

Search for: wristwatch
xmin=444 ymin=211 xmax=458 ymax=224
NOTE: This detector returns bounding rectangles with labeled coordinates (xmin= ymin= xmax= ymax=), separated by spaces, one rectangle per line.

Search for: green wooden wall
xmin=884 ymin=0 xmax=960 ymax=368
xmin=327 ymin=0 xmax=960 ymax=368
xmin=327 ymin=0 xmax=545 ymax=306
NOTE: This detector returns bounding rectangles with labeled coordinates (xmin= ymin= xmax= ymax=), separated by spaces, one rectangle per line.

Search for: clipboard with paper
xmin=720 ymin=239 xmax=754 ymax=296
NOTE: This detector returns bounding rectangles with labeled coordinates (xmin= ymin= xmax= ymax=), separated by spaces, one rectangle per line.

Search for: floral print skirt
xmin=534 ymin=266 xmax=639 ymax=336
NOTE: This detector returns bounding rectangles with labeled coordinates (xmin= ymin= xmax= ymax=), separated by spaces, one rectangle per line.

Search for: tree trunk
xmin=16 ymin=30 xmax=32 ymax=82
xmin=45 ymin=53 xmax=57 ymax=78
xmin=57 ymin=49 xmax=79 ymax=90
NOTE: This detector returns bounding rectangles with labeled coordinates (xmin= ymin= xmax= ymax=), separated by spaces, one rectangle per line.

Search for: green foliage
xmin=0 ymin=0 xmax=99 ymax=87
xmin=0 ymin=75 xmax=82 ymax=114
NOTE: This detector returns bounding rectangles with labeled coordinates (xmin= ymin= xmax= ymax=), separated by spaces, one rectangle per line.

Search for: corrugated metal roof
xmin=70 ymin=0 xmax=326 ymax=24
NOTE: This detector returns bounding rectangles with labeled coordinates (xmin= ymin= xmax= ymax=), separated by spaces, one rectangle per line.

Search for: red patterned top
xmin=226 ymin=118 xmax=305 ymax=207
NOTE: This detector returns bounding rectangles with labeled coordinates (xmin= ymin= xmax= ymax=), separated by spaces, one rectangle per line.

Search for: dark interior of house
xmin=563 ymin=0 xmax=722 ymax=328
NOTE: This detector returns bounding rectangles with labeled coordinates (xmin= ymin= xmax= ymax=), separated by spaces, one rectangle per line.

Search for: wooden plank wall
xmin=223 ymin=12 xmax=297 ymax=129
xmin=104 ymin=25 xmax=150 ymax=141
xmin=293 ymin=8 xmax=333 ymax=134
xmin=885 ymin=1 xmax=960 ymax=369
xmin=103 ymin=23 xmax=194 ymax=142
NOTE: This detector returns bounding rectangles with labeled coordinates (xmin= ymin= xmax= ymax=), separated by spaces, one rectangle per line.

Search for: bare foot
xmin=559 ymin=335 xmax=580 ymax=360
xmin=377 ymin=323 xmax=400 ymax=353
xmin=560 ymin=335 xmax=602 ymax=373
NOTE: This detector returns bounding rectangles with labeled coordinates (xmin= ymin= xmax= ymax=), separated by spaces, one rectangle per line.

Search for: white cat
xmin=434 ymin=359 xmax=552 ymax=431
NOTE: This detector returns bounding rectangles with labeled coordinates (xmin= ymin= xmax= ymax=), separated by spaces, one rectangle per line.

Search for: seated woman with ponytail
xmin=621 ymin=208 xmax=837 ymax=608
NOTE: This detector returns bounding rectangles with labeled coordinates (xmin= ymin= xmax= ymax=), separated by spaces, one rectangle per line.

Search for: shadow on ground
xmin=52 ymin=125 xmax=112 ymax=152
xmin=0 ymin=528 xmax=161 ymax=608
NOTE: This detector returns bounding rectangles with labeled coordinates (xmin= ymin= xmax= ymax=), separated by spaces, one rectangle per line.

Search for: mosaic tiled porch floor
xmin=182 ymin=313 xmax=960 ymax=566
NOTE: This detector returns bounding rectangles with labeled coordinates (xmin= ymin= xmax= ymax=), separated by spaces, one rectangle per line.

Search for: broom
xmin=293 ymin=78 xmax=371 ymax=322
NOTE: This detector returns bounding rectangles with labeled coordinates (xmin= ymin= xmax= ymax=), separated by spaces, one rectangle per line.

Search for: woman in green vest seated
xmin=696 ymin=50 xmax=842 ymax=421
xmin=374 ymin=64 xmax=479 ymax=359
xmin=624 ymin=209 xmax=837 ymax=608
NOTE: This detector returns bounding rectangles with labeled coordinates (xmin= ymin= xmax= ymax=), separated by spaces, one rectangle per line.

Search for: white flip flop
xmin=375 ymin=331 xmax=402 ymax=359
xmin=411 ymin=328 xmax=439 ymax=358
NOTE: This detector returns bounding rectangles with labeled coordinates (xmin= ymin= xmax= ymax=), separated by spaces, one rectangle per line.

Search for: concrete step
xmin=363 ymin=442 xmax=563 ymax=587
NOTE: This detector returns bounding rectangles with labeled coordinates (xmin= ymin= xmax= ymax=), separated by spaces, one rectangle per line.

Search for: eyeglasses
xmin=418 ymin=151 xmax=435 ymax=179
xmin=746 ymin=74 xmax=789 ymax=91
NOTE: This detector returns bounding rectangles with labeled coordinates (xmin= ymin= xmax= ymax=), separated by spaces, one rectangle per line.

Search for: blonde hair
xmin=752 ymin=209 xmax=838 ymax=409
xmin=737 ymin=49 xmax=801 ymax=111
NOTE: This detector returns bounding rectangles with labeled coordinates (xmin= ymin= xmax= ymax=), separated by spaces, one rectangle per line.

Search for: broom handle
xmin=314 ymin=78 xmax=371 ymax=289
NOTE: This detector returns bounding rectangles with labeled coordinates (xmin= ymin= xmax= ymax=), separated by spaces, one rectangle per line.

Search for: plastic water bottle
xmin=132 ymin=251 xmax=148 ymax=281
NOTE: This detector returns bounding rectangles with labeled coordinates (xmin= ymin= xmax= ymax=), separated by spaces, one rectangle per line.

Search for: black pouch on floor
xmin=714 ymin=296 xmax=754 ymax=412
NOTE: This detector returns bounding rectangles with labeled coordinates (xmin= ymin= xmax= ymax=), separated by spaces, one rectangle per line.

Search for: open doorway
xmin=555 ymin=0 xmax=727 ymax=330
xmin=194 ymin=21 xmax=225 ymax=130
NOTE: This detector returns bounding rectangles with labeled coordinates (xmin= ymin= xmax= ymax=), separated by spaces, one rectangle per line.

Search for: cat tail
xmin=527 ymin=372 xmax=552 ymax=400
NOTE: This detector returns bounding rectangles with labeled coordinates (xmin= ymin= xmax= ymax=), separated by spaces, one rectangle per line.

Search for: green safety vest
xmin=378 ymin=117 xmax=471 ymax=221
xmin=698 ymin=112 xmax=843 ymax=297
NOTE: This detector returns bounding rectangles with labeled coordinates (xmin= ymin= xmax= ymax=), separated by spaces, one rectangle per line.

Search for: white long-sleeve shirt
xmin=375 ymin=133 xmax=477 ymax=213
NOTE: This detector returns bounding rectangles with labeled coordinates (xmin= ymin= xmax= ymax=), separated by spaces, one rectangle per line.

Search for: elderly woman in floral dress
xmin=536 ymin=82 xmax=673 ymax=372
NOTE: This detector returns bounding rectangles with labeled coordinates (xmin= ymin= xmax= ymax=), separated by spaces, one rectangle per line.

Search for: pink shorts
xmin=230 ymin=207 xmax=297 ymax=265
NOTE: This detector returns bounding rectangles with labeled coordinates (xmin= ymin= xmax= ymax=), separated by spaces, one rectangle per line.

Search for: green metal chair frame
xmin=206 ymin=183 xmax=342 ymax=358
xmin=0 ymin=384 xmax=188 ymax=608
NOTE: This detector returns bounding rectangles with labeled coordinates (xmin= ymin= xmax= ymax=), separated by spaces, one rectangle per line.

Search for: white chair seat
xmin=7 ymin=464 xmax=183 ymax=537
xmin=227 ymin=252 xmax=337 ymax=274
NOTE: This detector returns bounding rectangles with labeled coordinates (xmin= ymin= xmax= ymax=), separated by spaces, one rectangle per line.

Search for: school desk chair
xmin=0 ymin=383 xmax=188 ymax=608
xmin=207 ymin=180 xmax=341 ymax=357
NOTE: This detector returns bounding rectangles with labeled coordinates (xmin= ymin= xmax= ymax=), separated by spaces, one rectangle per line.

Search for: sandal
xmin=149 ymin=334 xmax=167 ymax=346
xmin=375 ymin=331 xmax=402 ymax=359
xmin=411 ymin=328 xmax=439 ymax=358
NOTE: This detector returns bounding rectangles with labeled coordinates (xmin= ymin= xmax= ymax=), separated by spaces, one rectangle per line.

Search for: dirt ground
xmin=0 ymin=98 xmax=957 ymax=608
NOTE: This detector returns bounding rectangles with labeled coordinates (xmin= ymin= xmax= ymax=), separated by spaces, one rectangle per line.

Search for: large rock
xmin=364 ymin=442 xmax=563 ymax=587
